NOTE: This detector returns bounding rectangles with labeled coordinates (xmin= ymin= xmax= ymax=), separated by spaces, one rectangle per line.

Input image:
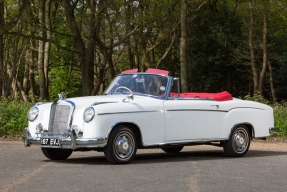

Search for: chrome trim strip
xmin=166 ymin=109 xmax=228 ymax=112
xmin=228 ymin=107 xmax=265 ymax=111
xmin=98 ymin=110 xmax=163 ymax=116
xmin=65 ymin=100 xmax=76 ymax=107
xmin=143 ymin=138 xmax=228 ymax=147
xmin=92 ymin=101 xmax=117 ymax=106
xmin=166 ymin=107 xmax=265 ymax=113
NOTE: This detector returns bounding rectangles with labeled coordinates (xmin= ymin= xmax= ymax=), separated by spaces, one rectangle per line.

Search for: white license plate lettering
xmin=41 ymin=138 xmax=48 ymax=145
xmin=41 ymin=138 xmax=59 ymax=146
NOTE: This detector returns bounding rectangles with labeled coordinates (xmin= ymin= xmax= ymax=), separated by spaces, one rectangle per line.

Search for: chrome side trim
xmin=228 ymin=107 xmax=265 ymax=111
xmin=98 ymin=110 xmax=163 ymax=116
xmin=23 ymin=127 xmax=107 ymax=149
xmin=167 ymin=107 xmax=265 ymax=113
xmin=166 ymin=109 xmax=228 ymax=112
xmin=143 ymin=138 xmax=228 ymax=147
xmin=92 ymin=101 xmax=117 ymax=106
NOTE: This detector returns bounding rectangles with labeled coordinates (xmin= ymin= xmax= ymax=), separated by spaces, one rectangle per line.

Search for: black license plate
xmin=41 ymin=138 xmax=59 ymax=146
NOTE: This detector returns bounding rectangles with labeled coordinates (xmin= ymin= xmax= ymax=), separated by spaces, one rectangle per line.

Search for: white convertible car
xmin=24 ymin=68 xmax=276 ymax=164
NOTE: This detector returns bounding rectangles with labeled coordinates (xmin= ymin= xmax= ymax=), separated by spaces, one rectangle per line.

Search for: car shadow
xmin=45 ymin=149 xmax=287 ymax=165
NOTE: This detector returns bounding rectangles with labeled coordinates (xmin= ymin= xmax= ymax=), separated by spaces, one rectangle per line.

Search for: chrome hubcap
xmin=114 ymin=131 xmax=135 ymax=159
xmin=232 ymin=128 xmax=249 ymax=153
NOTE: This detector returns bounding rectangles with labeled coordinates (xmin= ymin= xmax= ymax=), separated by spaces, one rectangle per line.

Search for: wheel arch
xmin=229 ymin=123 xmax=254 ymax=139
xmin=108 ymin=122 xmax=143 ymax=147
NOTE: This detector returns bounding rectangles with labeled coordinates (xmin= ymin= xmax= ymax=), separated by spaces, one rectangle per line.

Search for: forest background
xmin=0 ymin=0 xmax=287 ymax=138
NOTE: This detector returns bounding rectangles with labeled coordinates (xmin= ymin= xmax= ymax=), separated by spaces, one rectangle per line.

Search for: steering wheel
xmin=115 ymin=86 xmax=133 ymax=95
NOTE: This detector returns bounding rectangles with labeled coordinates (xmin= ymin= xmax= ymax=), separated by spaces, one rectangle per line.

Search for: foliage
xmin=0 ymin=98 xmax=33 ymax=138
xmin=273 ymin=104 xmax=287 ymax=138
xmin=243 ymin=94 xmax=271 ymax=105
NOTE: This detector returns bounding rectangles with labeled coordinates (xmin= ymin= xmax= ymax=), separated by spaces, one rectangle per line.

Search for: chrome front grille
xmin=48 ymin=102 xmax=71 ymax=134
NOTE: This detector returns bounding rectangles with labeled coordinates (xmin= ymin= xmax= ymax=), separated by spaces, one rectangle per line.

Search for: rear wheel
xmin=41 ymin=148 xmax=73 ymax=160
xmin=104 ymin=125 xmax=137 ymax=164
xmin=223 ymin=125 xmax=251 ymax=157
xmin=162 ymin=146 xmax=183 ymax=153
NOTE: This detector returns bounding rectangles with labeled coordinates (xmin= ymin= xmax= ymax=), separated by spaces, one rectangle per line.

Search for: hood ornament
xmin=58 ymin=92 xmax=65 ymax=100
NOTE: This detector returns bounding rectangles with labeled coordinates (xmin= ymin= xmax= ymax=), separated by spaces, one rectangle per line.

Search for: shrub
xmin=0 ymin=98 xmax=33 ymax=138
xmin=273 ymin=103 xmax=287 ymax=138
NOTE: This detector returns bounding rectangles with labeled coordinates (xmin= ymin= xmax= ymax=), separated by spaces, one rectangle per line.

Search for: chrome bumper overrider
xmin=269 ymin=127 xmax=279 ymax=135
xmin=24 ymin=127 xmax=107 ymax=149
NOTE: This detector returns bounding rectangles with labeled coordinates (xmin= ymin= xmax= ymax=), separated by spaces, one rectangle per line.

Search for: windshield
xmin=104 ymin=74 xmax=169 ymax=98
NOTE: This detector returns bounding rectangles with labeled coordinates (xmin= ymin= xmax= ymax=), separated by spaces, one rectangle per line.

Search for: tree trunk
xmin=259 ymin=14 xmax=268 ymax=96
xmin=124 ymin=0 xmax=135 ymax=69
xmin=38 ymin=0 xmax=46 ymax=101
xmin=180 ymin=0 xmax=188 ymax=92
xmin=30 ymin=38 xmax=37 ymax=102
xmin=23 ymin=49 xmax=30 ymax=94
xmin=92 ymin=68 xmax=104 ymax=95
xmin=62 ymin=0 xmax=93 ymax=96
xmin=248 ymin=1 xmax=259 ymax=94
xmin=16 ymin=79 xmax=28 ymax=102
xmin=44 ymin=0 xmax=52 ymax=98
xmin=267 ymin=61 xmax=276 ymax=101
xmin=0 ymin=2 xmax=3 ymax=97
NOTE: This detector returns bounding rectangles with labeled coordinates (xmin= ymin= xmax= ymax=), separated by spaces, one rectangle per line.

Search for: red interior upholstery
xmin=121 ymin=69 xmax=138 ymax=74
xmin=146 ymin=68 xmax=169 ymax=75
xmin=169 ymin=91 xmax=232 ymax=101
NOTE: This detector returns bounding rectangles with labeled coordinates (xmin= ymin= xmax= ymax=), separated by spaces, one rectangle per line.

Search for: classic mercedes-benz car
xmin=24 ymin=68 xmax=276 ymax=164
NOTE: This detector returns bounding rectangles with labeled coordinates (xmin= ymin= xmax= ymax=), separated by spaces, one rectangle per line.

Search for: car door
xmin=164 ymin=99 xmax=222 ymax=142
xmin=128 ymin=98 xmax=165 ymax=145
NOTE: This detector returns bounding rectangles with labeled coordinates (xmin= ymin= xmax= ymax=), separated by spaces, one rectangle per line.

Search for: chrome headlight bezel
xmin=83 ymin=107 xmax=95 ymax=123
xmin=27 ymin=107 xmax=39 ymax=122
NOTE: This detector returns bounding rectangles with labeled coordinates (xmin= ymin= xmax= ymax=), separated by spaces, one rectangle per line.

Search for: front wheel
xmin=104 ymin=126 xmax=137 ymax=164
xmin=223 ymin=125 xmax=251 ymax=157
xmin=41 ymin=148 xmax=73 ymax=160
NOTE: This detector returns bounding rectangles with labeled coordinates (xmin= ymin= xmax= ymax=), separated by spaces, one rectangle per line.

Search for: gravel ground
xmin=249 ymin=139 xmax=287 ymax=151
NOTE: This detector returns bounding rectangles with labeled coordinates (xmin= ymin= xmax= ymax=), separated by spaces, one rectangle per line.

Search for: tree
xmin=180 ymin=0 xmax=188 ymax=92
xmin=0 ymin=0 xmax=29 ymax=98
xmin=248 ymin=0 xmax=259 ymax=94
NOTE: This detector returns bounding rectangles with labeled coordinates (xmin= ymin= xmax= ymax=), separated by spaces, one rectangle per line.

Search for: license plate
xmin=41 ymin=138 xmax=59 ymax=146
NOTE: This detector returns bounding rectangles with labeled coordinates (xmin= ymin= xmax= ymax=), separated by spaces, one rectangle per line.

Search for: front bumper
xmin=24 ymin=127 xmax=107 ymax=150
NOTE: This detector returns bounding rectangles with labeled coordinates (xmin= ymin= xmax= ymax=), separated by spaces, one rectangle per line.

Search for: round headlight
xmin=27 ymin=107 xmax=39 ymax=121
xmin=83 ymin=107 xmax=95 ymax=123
